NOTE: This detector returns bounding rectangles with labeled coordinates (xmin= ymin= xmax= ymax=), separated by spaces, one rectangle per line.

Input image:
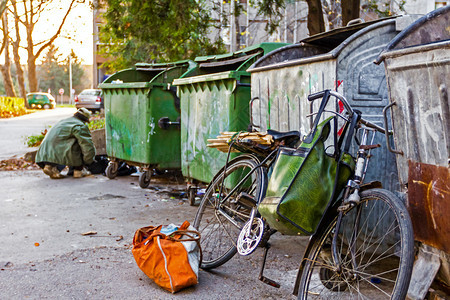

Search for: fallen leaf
xmin=81 ymin=231 xmax=97 ymax=236
xmin=116 ymin=235 xmax=123 ymax=242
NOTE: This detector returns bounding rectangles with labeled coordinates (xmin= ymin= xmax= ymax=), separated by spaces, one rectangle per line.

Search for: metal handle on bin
xmin=158 ymin=117 xmax=180 ymax=130
xmin=382 ymin=102 xmax=404 ymax=155
xmin=249 ymin=97 xmax=260 ymax=130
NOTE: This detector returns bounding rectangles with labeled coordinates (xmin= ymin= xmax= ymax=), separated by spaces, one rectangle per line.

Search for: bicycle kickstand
xmin=259 ymin=243 xmax=281 ymax=288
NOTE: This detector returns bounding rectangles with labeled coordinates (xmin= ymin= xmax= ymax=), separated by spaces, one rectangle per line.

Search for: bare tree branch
xmin=35 ymin=0 xmax=77 ymax=58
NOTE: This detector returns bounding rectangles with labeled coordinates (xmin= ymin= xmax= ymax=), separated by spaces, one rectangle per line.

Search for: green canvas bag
xmin=258 ymin=117 xmax=355 ymax=236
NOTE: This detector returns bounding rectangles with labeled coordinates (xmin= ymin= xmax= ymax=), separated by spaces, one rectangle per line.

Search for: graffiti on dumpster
xmin=147 ymin=118 xmax=156 ymax=142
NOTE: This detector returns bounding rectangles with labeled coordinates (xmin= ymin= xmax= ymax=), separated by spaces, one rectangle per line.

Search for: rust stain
xmin=408 ymin=161 xmax=450 ymax=253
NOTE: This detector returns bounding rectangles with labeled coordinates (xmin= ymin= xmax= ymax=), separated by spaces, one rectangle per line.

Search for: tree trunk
xmin=27 ymin=54 xmax=38 ymax=92
xmin=0 ymin=66 xmax=16 ymax=97
xmin=0 ymin=13 xmax=16 ymax=97
xmin=27 ymin=22 xmax=39 ymax=93
xmin=306 ymin=0 xmax=325 ymax=35
xmin=11 ymin=41 xmax=26 ymax=99
xmin=11 ymin=0 xmax=26 ymax=99
xmin=1 ymin=43 xmax=17 ymax=97
xmin=235 ymin=10 xmax=240 ymax=50
xmin=341 ymin=0 xmax=360 ymax=26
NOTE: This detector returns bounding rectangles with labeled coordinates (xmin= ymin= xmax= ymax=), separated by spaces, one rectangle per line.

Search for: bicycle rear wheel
xmin=193 ymin=156 xmax=267 ymax=269
xmin=299 ymin=188 xmax=414 ymax=299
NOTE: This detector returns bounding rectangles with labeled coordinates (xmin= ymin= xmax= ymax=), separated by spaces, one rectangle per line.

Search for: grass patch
xmin=25 ymin=128 xmax=49 ymax=147
xmin=56 ymin=104 xmax=76 ymax=108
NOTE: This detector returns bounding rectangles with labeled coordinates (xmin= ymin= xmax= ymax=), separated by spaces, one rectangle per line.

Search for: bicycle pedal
xmin=260 ymin=276 xmax=280 ymax=288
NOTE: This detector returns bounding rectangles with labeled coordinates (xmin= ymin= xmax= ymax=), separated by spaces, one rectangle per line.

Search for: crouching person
xmin=35 ymin=108 xmax=96 ymax=179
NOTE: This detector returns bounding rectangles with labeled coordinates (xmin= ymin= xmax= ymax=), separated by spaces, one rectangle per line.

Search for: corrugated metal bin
xmin=172 ymin=43 xmax=288 ymax=192
xmin=377 ymin=6 xmax=450 ymax=293
xmin=248 ymin=17 xmax=417 ymax=192
xmin=99 ymin=60 xmax=197 ymax=188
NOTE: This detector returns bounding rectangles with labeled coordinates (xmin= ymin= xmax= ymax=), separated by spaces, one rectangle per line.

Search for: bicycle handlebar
xmin=307 ymin=91 xmax=326 ymax=101
xmin=309 ymin=90 xmax=388 ymax=135
xmin=308 ymin=90 xmax=354 ymax=115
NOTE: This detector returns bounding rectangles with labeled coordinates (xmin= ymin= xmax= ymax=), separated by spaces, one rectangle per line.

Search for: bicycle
xmin=193 ymin=90 xmax=415 ymax=299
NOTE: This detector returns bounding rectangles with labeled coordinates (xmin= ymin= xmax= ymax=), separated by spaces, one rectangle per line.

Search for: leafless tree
xmin=9 ymin=0 xmax=80 ymax=93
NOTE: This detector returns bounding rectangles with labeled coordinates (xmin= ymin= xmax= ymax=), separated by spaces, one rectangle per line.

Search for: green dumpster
xmin=173 ymin=43 xmax=289 ymax=199
xmin=99 ymin=60 xmax=197 ymax=188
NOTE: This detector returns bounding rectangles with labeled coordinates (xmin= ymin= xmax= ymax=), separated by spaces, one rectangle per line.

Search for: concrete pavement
xmin=0 ymin=170 xmax=305 ymax=299
xmin=0 ymin=109 xmax=307 ymax=299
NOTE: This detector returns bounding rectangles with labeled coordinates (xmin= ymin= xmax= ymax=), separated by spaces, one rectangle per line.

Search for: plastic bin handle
xmin=158 ymin=117 xmax=181 ymax=130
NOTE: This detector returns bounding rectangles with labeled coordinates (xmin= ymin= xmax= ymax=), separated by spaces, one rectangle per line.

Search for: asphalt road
xmin=0 ymin=110 xmax=308 ymax=299
xmin=0 ymin=107 xmax=76 ymax=160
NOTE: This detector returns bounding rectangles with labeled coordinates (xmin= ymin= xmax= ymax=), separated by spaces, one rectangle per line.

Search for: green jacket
xmin=35 ymin=116 xmax=96 ymax=166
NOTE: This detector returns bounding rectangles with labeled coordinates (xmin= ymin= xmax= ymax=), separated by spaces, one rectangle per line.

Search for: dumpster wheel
xmin=106 ymin=161 xmax=119 ymax=179
xmin=139 ymin=170 xmax=152 ymax=189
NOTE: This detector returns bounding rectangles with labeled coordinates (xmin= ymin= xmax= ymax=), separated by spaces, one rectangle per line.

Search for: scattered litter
xmin=34 ymin=243 xmax=40 ymax=247
xmin=153 ymin=187 xmax=189 ymax=201
xmin=371 ymin=277 xmax=382 ymax=284
xmin=81 ymin=231 xmax=97 ymax=236
xmin=149 ymin=186 xmax=161 ymax=191
xmin=88 ymin=235 xmax=123 ymax=241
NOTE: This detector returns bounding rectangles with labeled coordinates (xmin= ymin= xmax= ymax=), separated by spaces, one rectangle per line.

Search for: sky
xmin=30 ymin=0 xmax=93 ymax=65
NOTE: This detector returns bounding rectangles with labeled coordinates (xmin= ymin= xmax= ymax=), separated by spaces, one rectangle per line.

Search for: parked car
xmin=74 ymin=89 xmax=103 ymax=112
xmin=27 ymin=92 xmax=56 ymax=109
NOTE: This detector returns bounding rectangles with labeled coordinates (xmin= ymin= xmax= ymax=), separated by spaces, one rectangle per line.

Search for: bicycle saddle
xmin=267 ymin=129 xmax=301 ymax=147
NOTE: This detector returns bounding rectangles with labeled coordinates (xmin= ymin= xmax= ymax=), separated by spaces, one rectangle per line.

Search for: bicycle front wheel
xmin=193 ymin=156 xmax=267 ymax=269
xmin=299 ymin=188 xmax=414 ymax=299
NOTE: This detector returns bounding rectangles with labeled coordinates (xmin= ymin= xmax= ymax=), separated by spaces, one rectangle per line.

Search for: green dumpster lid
xmin=172 ymin=43 xmax=289 ymax=81
xmin=195 ymin=42 xmax=289 ymax=63
xmin=134 ymin=59 xmax=193 ymax=70
xmin=99 ymin=59 xmax=197 ymax=88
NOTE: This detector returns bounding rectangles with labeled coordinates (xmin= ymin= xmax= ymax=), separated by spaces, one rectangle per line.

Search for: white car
xmin=74 ymin=89 xmax=103 ymax=112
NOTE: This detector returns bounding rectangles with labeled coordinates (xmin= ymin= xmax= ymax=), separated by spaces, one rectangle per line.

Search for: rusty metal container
xmin=377 ymin=6 xmax=450 ymax=254
xmin=248 ymin=17 xmax=417 ymax=191
xmin=377 ymin=6 xmax=450 ymax=293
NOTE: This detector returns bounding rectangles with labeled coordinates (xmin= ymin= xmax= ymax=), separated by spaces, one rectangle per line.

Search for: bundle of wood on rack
xmin=207 ymin=131 xmax=274 ymax=153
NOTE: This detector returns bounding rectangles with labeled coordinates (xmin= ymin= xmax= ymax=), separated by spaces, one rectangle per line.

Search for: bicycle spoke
xmin=300 ymin=189 xmax=413 ymax=300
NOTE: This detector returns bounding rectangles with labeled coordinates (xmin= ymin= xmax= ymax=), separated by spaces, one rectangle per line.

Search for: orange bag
xmin=132 ymin=221 xmax=202 ymax=293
